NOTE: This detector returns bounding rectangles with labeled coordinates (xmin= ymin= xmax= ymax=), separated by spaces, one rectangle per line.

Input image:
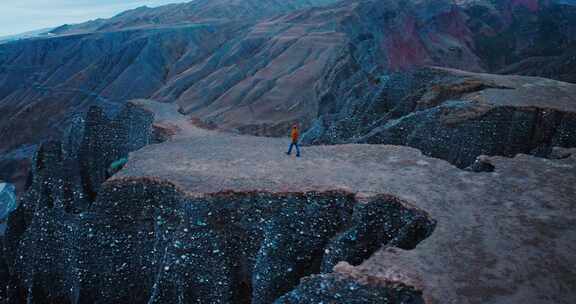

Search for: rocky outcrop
xmin=0 ymin=102 xmax=440 ymax=303
xmin=2 ymin=103 xmax=437 ymax=303
xmin=71 ymin=179 xmax=434 ymax=304
xmin=1 ymin=103 xmax=153 ymax=303
xmin=108 ymin=102 xmax=576 ymax=303
xmin=305 ymin=67 xmax=576 ymax=168
xmin=3 ymin=166 xmax=435 ymax=303
xmin=73 ymin=103 xmax=154 ymax=198
xmin=5 ymin=141 xmax=82 ymax=303
xmin=3 ymin=99 xmax=576 ymax=303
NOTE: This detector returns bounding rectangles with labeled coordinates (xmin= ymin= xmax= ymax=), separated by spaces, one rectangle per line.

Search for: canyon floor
xmin=113 ymin=100 xmax=576 ymax=304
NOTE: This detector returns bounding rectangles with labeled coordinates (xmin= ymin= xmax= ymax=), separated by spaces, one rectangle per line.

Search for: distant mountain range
xmin=0 ymin=28 xmax=55 ymax=44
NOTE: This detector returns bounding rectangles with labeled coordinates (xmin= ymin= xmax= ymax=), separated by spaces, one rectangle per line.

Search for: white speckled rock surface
xmin=117 ymin=100 xmax=576 ymax=304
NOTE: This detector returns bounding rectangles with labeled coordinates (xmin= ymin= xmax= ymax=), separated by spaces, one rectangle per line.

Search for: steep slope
xmin=464 ymin=0 xmax=576 ymax=77
xmin=1 ymin=0 xmax=576 ymax=188
xmin=0 ymin=0 xmax=482 ymax=153
xmin=0 ymin=24 xmax=224 ymax=150
xmin=0 ymin=0 xmax=342 ymax=154
xmin=161 ymin=0 xmax=485 ymax=136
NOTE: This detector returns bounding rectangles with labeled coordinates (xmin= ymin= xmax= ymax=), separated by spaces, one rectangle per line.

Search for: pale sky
xmin=0 ymin=0 xmax=185 ymax=36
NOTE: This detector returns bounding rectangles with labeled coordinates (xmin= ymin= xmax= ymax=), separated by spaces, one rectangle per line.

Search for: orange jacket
xmin=291 ymin=127 xmax=300 ymax=143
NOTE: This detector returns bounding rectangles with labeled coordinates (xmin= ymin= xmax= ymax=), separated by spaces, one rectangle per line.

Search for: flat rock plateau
xmin=122 ymin=100 xmax=576 ymax=303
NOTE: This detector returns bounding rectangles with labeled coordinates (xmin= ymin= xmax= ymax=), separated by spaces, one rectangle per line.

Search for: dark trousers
xmin=287 ymin=142 xmax=301 ymax=156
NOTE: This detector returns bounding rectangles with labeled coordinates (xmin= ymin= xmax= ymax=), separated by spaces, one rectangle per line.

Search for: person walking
xmin=286 ymin=124 xmax=301 ymax=157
